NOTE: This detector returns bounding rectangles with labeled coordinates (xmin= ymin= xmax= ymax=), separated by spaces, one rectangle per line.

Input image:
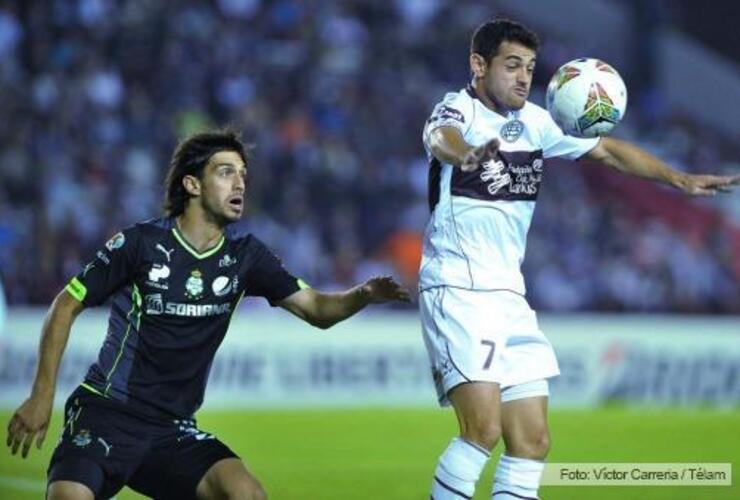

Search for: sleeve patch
xmin=105 ymin=232 xmax=126 ymax=251
xmin=436 ymin=105 xmax=465 ymax=123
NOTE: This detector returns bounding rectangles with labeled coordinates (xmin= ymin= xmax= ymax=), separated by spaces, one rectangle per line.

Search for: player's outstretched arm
xmin=428 ymin=127 xmax=500 ymax=172
xmin=6 ymin=290 xmax=83 ymax=458
xmin=278 ymin=276 xmax=411 ymax=330
xmin=586 ymin=137 xmax=740 ymax=196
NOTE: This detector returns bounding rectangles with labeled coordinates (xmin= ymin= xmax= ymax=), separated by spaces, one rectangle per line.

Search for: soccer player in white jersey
xmin=420 ymin=18 xmax=740 ymax=500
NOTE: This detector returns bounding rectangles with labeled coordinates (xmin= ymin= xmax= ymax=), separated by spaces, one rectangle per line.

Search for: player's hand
xmin=361 ymin=276 xmax=411 ymax=304
xmin=461 ymin=138 xmax=500 ymax=172
xmin=6 ymin=394 xmax=53 ymax=458
xmin=677 ymin=173 xmax=740 ymax=196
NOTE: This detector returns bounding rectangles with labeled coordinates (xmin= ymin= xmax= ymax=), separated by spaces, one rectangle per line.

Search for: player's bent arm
xmin=428 ymin=127 xmax=501 ymax=172
xmin=6 ymin=290 xmax=84 ymax=457
xmin=30 ymin=290 xmax=85 ymax=398
xmin=586 ymin=137 xmax=740 ymax=196
xmin=585 ymin=137 xmax=684 ymax=185
xmin=277 ymin=277 xmax=410 ymax=330
xmin=428 ymin=127 xmax=475 ymax=166
xmin=278 ymin=287 xmax=371 ymax=330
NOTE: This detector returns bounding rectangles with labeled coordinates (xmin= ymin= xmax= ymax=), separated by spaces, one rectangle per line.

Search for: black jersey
xmin=64 ymin=217 xmax=302 ymax=420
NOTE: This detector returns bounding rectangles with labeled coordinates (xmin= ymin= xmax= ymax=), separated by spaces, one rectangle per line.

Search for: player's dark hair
xmin=471 ymin=18 xmax=540 ymax=63
xmin=163 ymin=128 xmax=248 ymax=217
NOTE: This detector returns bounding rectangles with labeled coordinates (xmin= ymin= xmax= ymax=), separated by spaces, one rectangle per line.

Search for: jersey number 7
xmin=481 ymin=340 xmax=496 ymax=370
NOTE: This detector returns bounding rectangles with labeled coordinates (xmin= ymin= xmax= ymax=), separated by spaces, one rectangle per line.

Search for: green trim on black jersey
xmin=65 ymin=277 xmax=87 ymax=302
xmin=104 ymin=284 xmax=143 ymax=396
xmin=172 ymin=227 xmax=225 ymax=260
xmin=297 ymin=278 xmax=311 ymax=290
xmin=80 ymin=382 xmax=106 ymax=397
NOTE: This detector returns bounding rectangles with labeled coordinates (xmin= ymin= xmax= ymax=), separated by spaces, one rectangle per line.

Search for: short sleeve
xmin=243 ymin=238 xmax=302 ymax=305
xmin=540 ymin=109 xmax=600 ymax=160
xmin=423 ymin=90 xmax=475 ymax=150
xmin=65 ymin=226 xmax=141 ymax=307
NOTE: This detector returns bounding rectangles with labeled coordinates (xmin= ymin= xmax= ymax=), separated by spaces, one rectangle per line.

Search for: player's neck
xmin=176 ymin=209 xmax=224 ymax=253
xmin=472 ymin=80 xmax=509 ymax=117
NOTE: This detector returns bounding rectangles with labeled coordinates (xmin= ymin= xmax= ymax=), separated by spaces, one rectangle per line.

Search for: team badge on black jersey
xmin=185 ymin=269 xmax=204 ymax=299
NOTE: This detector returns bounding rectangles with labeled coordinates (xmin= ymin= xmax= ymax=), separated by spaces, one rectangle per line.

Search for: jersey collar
xmin=171 ymin=227 xmax=225 ymax=259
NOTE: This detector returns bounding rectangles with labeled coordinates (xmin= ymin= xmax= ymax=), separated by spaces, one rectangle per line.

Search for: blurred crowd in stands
xmin=0 ymin=0 xmax=738 ymax=312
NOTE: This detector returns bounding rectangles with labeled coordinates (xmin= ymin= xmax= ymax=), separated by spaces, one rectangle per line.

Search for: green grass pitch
xmin=1 ymin=408 xmax=738 ymax=499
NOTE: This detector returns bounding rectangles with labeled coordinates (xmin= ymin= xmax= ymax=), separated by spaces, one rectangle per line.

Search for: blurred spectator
xmin=0 ymin=272 xmax=6 ymax=334
xmin=0 ymin=1 xmax=738 ymax=313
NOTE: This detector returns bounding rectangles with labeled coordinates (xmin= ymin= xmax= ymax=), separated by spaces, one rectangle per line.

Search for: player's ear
xmin=470 ymin=53 xmax=487 ymax=79
xmin=182 ymin=174 xmax=202 ymax=197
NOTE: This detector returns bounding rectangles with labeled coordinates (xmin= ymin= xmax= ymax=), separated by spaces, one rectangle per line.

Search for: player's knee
xmin=463 ymin=418 xmax=501 ymax=450
xmin=509 ymin=427 xmax=550 ymax=460
xmin=47 ymin=480 xmax=95 ymax=500
xmin=528 ymin=428 xmax=550 ymax=459
xmin=539 ymin=429 xmax=551 ymax=456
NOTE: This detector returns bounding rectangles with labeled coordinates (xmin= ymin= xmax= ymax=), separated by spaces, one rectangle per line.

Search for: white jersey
xmin=420 ymin=85 xmax=599 ymax=294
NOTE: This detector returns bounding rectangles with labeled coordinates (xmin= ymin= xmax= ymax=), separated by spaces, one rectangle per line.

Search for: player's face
xmin=477 ymin=41 xmax=536 ymax=111
xmin=199 ymin=151 xmax=247 ymax=224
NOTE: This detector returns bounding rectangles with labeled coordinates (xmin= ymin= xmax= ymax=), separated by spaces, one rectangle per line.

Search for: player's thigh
xmin=128 ymin=420 xmax=241 ymax=499
xmin=449 ymin=381 xmax=502 ymax=447
xmin=196 ymin=457 xmax=266 ymax=500
xmin=501 ymin=381 xmax=550 ymax=457
xmin=420 ymin=287 xmax=508 ymax=406
xmin=47 ymin=480 xmax=94 ymax=500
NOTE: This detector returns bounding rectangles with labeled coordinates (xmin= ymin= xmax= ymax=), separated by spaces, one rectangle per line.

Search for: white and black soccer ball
xmin=546 ymin=58 xmax=627 ymax=138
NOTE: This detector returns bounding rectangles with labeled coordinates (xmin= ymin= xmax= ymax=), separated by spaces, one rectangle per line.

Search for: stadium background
xmin=0 ymin=0 xmax=738 ymax=498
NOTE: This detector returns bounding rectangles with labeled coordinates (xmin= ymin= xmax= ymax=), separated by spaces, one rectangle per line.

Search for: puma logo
xmin=156 ymin=244 xmax=175 ymax=262
xmin=97 ymin=437 xmax=113 ymax=457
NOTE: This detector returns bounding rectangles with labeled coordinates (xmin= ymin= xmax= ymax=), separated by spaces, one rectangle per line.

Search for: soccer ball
xmin=546 ymin=58 xmax=627 ymax=138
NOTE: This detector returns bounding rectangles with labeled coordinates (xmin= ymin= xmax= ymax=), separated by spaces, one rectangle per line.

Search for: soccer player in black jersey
xmin=6 ymin=129 xmax=410 ymax=500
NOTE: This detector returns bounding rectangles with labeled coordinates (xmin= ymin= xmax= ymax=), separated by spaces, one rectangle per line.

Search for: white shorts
xmin=501 ymin=378 xmax=549 ymax=403
xmin=420 ymin=286 xmax=559 ymax=406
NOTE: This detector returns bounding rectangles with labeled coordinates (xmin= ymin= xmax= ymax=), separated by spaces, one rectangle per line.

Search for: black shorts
xmin=47 ymin=387 xmax=238 ymax=500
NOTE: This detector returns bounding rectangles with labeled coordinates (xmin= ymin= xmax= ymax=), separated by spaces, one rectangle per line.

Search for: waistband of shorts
xmin=71 ymin=384 xmax=193 ymax=426
xmin=419 ymin=284 xmax=526 ymax=297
